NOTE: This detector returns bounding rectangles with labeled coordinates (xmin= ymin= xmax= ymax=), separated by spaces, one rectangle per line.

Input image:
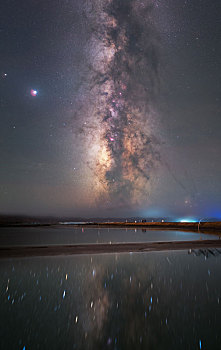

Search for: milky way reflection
xmin=1 ymin=251 xmax=221 ymax=349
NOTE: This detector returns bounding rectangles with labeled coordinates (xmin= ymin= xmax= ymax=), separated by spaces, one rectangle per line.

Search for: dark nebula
xmin=77 ymin=0 xmax=161 ymax=207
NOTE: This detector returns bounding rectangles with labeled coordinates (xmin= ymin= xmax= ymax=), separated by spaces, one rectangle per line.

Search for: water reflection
xmin=1 ymin=251 xmax=221 ymax=349
xmin=0 ymin=226 xmax=219 ymax=246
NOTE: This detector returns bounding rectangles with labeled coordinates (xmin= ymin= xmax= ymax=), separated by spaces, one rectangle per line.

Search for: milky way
xmin=76 ymin=0 xmax=161 ymax=208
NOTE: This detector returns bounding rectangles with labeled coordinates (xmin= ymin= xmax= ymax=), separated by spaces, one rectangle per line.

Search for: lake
xmin=0 ymin=226 xmax=219 ymax=246
xmin=0 ymin=227 xmax=221 ymax=349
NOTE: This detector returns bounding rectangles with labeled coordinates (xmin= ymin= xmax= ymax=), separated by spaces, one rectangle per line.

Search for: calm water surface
xmin=1 ymin=250 xmax=221 ymax=349
xmin=0 ymin=226 xmax=219 ymax=246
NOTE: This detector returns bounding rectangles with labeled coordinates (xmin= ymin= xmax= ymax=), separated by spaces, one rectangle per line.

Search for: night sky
xmin=1 ymin=0 xmax=221 ymax=218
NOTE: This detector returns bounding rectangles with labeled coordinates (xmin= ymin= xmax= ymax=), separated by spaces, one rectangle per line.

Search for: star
xmin=30 ymin=89 xmax=38 ymax=97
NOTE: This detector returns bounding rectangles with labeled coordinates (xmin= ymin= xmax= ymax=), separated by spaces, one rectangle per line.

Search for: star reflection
xmin=1 ymin=251 xmax=221 ymax=349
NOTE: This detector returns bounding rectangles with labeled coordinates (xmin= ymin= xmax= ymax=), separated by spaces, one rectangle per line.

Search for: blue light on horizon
xmin=177 ymin=217 xmax=198 ymax=223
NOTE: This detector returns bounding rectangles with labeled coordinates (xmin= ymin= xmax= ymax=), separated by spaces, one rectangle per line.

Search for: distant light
xmin=179 ymin=218 xmax=198 ymax=223
xmin=30 ymin=89 xmax=38 ymax=96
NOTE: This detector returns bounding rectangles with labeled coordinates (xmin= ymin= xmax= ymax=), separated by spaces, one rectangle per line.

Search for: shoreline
xmin=1 ymin=239 xmax=221 ymax=259
xmin=1 ymin=221 xmax=221 ymax=233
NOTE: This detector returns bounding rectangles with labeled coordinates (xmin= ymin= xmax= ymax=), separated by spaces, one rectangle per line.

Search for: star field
xmin=0 ymin=0 xmax=221 ymax=218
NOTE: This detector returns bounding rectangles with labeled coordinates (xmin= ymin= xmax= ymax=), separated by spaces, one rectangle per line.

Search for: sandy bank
xmin=1 ymin=239 xmax=221 ymax=259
